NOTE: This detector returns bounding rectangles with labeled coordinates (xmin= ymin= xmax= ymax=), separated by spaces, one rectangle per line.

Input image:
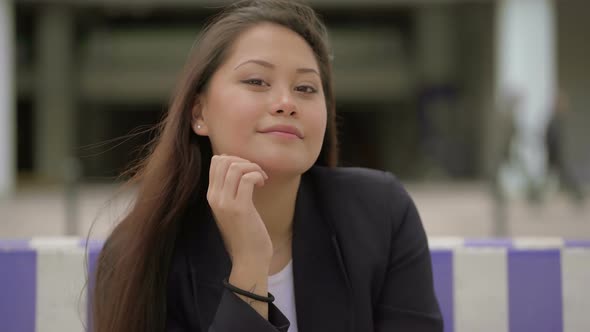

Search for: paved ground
xmin=1 ymin=181 xmax=588 ymax=240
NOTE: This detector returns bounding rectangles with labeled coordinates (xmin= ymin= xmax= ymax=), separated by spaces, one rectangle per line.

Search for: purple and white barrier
xmin=0 ymin=238 xmax=87 ymax=332
xmin=429 ymin=237 xmax=590 ymax=332
xmin=0 ymin=237 xmax=589 ymax=332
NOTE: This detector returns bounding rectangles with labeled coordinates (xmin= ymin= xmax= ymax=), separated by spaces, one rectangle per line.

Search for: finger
xmin=208 ymin=155 xmax=226 ymax=201
xmin=218 ymin=155 xmax=269 ymax=180
xmin=236 ymin=171 xmax=265 ymax=203
xmin=208 ymin=155 xmax=220 ymax=197
xmin=224 ymin=162 xmax=267 ymax=199
xmin=209 ymin=155 xmax=252 ymax=198
xmin=211 ymin=155 xmax=243 ymax=198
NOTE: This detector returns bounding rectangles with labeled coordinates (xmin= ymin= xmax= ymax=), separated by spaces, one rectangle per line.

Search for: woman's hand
xmin=207 ymin=154 xmax=273 ymax=266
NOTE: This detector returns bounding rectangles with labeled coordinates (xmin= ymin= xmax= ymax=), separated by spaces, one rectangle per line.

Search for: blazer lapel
xmin=292 ymin=172 xmax=353 ymax=332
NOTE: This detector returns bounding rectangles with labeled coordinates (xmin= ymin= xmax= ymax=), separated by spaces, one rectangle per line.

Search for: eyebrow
xmin=234 ymin=59 xmax=320 ymax=77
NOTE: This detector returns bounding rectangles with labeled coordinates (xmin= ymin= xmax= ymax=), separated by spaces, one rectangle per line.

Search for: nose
xmin=271 ymin=90 xmax=298 ymax=117
xmin=273 ymin=108 xmax=297 ymax=116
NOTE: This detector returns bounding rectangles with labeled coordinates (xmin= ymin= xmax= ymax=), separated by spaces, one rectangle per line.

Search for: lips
xmin=258 ymin=124 xmax=303 ymax=139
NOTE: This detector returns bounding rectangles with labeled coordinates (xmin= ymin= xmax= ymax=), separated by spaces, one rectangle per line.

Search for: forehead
xmin=225 ymin=22 xmax=319 ymax=70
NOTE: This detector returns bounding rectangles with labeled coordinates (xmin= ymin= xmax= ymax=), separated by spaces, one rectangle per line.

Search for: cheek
xmin=309 ymin=105 xmax=328 ymax=139
xmin=206 ymin=89 xmax=264 ymax=152
xmin=209 ymin=87 xmax=261 ymax=127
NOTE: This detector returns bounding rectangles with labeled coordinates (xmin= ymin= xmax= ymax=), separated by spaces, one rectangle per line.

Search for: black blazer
xmin=166 ymin=166 xmax=443 ymax=332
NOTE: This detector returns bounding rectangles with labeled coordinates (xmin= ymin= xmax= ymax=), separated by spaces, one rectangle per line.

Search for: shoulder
xmin=305 ymin=166 xmax=422 ymax=275
xmin=305 ymin=166 xmax=416 ymax=240
xmin=307 ymin=166 xmax=412 ymax=211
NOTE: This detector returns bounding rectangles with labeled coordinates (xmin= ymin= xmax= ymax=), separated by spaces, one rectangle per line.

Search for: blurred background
xmin=0 ymin=0 xmax=588 ymax=240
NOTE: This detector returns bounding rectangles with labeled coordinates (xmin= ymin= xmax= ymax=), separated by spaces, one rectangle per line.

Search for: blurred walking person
xmin=545 ymin=91 xmax=585 ymax=203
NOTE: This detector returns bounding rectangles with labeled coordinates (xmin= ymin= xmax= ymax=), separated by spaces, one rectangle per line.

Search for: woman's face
xmin=193 ymin=23 xmax=327 ymax=177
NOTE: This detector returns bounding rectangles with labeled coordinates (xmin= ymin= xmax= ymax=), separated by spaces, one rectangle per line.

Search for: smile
xmin=260 ymin=131 xmax=302 ymax=139
xmin=258 ymin=124 xmax=304 ymax=139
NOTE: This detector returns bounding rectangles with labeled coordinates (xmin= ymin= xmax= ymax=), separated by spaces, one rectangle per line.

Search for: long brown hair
xmin=91 ymin=1 xmax=338 ymax=331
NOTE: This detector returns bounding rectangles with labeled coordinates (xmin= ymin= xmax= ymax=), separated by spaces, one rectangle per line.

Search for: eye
xmin=295 ymin=85 xmax=318 ymax=94
xmin=242 ymin=79 xmax=269 ymax=87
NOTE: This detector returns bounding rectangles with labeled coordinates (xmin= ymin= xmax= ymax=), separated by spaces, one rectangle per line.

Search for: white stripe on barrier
xmin=512 ymin=237 xmax=565 ymax=249
xmin=562 ymin=249 xmax=590 ymax=332
xmin=35 ymin=245 xmax=87 ymax=332
xmin=30 ymin=237 xmax=81 ymax=249
xmin=454 ymin=248 xmax=508 ymax=332
xmin=428 ymin=237 xmax=465 ymax=249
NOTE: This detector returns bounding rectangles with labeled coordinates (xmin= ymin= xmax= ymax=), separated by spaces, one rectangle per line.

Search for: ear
xmin=191 ymin=98 xmax=209 ymax=136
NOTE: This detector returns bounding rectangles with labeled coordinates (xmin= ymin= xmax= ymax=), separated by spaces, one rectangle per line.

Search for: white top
xmin=268 ymin=260 xmax=298 ymax=332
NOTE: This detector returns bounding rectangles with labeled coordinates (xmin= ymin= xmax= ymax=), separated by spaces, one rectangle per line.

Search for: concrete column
xmin=35 ymin=5 xmax=76 ymax=181
xmin=495 ymin=0 xmax=556 ymax=194
xmin=411 ymin=5 xmax=457 ymax=178
xmin=0 ymin=0 xmax=16 ymax=196
xmin=416 ymin=4 xmax=455 ymax=85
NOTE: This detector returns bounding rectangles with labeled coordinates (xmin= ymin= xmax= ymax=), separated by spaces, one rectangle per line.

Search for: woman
xmin=91 ymin=1 xmax=442 ymax=331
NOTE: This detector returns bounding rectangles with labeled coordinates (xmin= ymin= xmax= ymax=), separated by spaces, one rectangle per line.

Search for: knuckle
xmin=228 ymin=162 xmax=241 ymax=173
xmin=241 ymin=172 xmax=258 ymax=183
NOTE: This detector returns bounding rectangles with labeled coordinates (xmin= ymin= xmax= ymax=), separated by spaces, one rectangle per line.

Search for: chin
xmin=226 ymin=143 xmax=320 ymax=176
xmin=253 ymin=155 xmax=314 ymax=178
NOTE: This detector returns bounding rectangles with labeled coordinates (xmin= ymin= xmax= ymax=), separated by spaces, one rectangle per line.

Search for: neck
xmin=252 ymin=173 xmax=301 ymax=245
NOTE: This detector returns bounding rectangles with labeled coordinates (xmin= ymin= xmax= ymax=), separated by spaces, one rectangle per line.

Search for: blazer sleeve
xmin=208 ymin=289 xmax=290 ymax=332
xmin=166 ymin=247 xmax=290 ymax=332
xmin=374 ymin=174 xmax=444 ymax=331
